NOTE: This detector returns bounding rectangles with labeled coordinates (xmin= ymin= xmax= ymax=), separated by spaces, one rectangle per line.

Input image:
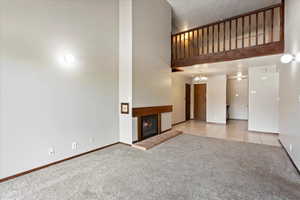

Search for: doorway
xmin=185 ymin=84 xmax=191 ymax=121
xmin=194 ymin=84 xmax=207 ymax=121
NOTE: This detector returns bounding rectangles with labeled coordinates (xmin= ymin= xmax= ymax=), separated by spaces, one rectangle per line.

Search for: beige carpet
xmin=132 ymin=130 xmax=182 ymax=150
xmin=1 ymin=134 xmax=300 ymax=200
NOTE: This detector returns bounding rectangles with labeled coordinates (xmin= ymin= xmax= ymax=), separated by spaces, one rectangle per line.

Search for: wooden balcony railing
xmin=171 ymin=3 xmax=284 ymax=68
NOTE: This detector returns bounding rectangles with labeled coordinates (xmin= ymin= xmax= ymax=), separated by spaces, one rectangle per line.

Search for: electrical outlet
xmin=290 ymin=144 xmax=293 ymax=153
xmin=48 ymin=147 xmax=55 ymax=156
xmin=89 ymin=138 xmax=95 ymax=143
xmin=72 ymin=142 xmax=78 ymax=150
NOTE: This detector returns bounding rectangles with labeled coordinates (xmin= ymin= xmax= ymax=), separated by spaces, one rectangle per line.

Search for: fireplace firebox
xmin=141 ymin=114 xmax=158 ymax=140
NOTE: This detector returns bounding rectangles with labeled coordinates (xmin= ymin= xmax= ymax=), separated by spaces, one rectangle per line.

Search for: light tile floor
xmin=173 ymin=120 xmax=281 ymax=147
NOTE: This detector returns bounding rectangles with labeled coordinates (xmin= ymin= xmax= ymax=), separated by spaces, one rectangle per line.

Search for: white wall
xmin=227 ymin=78 xmax=249 ymax=120
xmin=131 ymin=0 xmax=172 ymax=140
xmin=132 ymin=0 xmax=172 ymax=108
xmin=119 ymin=0 xmax=133 ymax=144
xmin=171 ymin=74 xmax=192 ymax=124
xmin=279 ymin=0 xmax=300 ymax=170
xmin=248 ymin=65 xmax=279 ymax=133
xmin=0 ymin=0 xmax=119 ymax=179
xmin=206 ymin=75 xmax=227 ymax=124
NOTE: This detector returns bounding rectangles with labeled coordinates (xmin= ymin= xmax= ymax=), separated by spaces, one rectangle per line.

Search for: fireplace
xmin=141 ymin=114 xmax=158 ymax=140
xmin=132 ymin=105 xmax=173 ymax=142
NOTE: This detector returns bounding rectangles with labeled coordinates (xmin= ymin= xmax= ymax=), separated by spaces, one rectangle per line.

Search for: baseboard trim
xmin=0 ymin=142 xmax=120 ymax=183
xmin=228 ymin=118 xmax=248 ymax=121
xmin=278 ymin=139 xmax=300 ymax=175
xmin=172 ymin=120 xmax=188 ymax=126
xmin=207 ymin=121 xmax=226 ymax=125
xmin=161 ymin=128 xmax=172 ymax=133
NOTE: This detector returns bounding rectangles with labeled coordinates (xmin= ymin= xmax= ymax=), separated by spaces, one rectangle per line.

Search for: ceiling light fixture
xmin=200 ymin=76 xmax=208 ymax=81
xmin=193 ymin=76 xmax=208 ymax=82
xmin=280 ymin=54 xmax=294 ymax=64
xmin=193 ymin=76 xmax=200 ymax=82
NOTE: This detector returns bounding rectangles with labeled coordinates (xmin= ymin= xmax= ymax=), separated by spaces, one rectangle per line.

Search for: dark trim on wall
xmin=0 ymin=142 xmax=121 ymax=183
xmin=278 ymin=139 xmax=300 ymax=175
xmin=161 ymin=128 xmax=172 ymax=133
xmin=172 ymin=120 xmax=188 ymax=127
xmin=132 ymin=105 xmax=173 ymax=117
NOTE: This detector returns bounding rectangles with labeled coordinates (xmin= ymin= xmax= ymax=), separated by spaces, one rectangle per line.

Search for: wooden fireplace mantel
xmin=132 ymin=105 xmax=173 ymax=117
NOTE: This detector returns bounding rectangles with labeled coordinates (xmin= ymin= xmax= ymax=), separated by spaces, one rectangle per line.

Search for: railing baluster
xmin=229 ymin=21 xmax=232 ymax=50
xmin=184 ymin=33 xmax=186 ymax=59
xmin=176 ymin=35 xmax=178 ymax=59
xmin=207 ymin=27 xmax=209 ymax=54
xmin=218 ymin=24 xmax=220 ymax=52
xmin=249 ymin=15 xmax=251 ymax=46
xmin=271 ymin=8 xmax=274 ymax=42
xmin=212 ymin=26 xmax=214 ymax=53
xmin=182 ymin=34 xmax=184 ymax=59
xmin=193 ymin=31 xmax=195 ymax=56
xmin=256 ymin=13 xmax=258 ymax=45
xmin=201 ymin=28 xmax=204 ymax=55
xmin=263 ymin=11 xmax=266 ymax=44
xmin=198 ymin=30 xmax=200 ymax=56
xmin=235 ymin=19 xmax=238 ymax=49
xmin=223 ymin=23 xmax=225 ymax=51
xmin=242 ymin=17 xmax=244 ymax=48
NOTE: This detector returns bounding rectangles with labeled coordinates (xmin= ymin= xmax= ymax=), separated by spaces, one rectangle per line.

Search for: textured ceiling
xmin=167 ymin=0 xmax=281 ymax=33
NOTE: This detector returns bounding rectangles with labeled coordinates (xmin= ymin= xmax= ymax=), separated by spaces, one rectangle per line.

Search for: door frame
xmin=185 ymin=84 xmax=191 ymax=121
xmin=194 ymin=83 xmax=207 ymax=121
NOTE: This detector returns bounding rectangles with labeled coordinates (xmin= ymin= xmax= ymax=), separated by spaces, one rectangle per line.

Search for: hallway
xmin=173 ymin=120 xmax=280 ymax=147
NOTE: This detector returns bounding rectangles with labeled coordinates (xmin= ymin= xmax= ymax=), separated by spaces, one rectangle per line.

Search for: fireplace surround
xmin=132 ymin=105 xmax=173 ymax=142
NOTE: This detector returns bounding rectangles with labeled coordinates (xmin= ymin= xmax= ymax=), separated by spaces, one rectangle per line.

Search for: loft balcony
xmin=171 ymin=3 xmax=284 ymax=69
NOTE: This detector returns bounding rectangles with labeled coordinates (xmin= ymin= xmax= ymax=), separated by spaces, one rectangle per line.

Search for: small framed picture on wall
xmin=121 ymin=103 xmax=129 ymax=114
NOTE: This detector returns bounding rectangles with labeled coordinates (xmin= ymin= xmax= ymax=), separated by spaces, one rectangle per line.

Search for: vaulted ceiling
xmin=167 ymin=0 xmax=281 ymax=33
